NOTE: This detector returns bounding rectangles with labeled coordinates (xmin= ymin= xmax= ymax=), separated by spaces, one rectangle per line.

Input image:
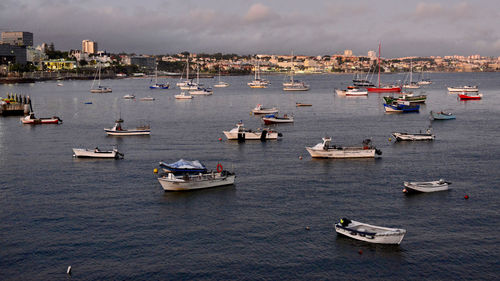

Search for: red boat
xmin=20 ymin=113 xmax=62 ymax=124
xmin=367 ymin=43 xmax=401 ymax=93
xmin=458 ymin=93 xmax=482 ymax=100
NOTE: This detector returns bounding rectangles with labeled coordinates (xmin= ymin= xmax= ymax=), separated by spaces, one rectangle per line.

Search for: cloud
xmin=244 ymin=3 xmax=277 ymax=23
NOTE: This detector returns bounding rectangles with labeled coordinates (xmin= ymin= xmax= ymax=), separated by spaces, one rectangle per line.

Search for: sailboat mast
xmin=155 ymin=62 xmax=158 ymax=84
xmin=377 ymin=43 xmax=381 ymax=88
xmin=291 ymin=51 xmax=294 ymax=84
xmin=186 ymin=58 xmax=189 ymax=80
xmin=409 ymin=59 xmax=413 ymax=84
xmin=98 ymin=63 xmax=101 ymax=87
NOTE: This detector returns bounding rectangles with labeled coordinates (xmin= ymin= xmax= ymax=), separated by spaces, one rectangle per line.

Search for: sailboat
xmin=177 ymin=58 xmax=202 ymax=90
xmin=366 ymin=43 xmax=401 ymax=93
xmin=213 ymin=65 xmax=230 ymax=88
xmin=417 ymin=71 xmax=432 ymax=85
xmin=189 ymin=64 xmax=213 ymax=95
xmin=248 ymin=60 xmax=269 ymax=88
xmin=283 ymin=51 xmax=309 ymax=91
xmin=90 ymin=63 xmax=112 ymax=93
xmin=149 ymin=62 xmax=169 ymax=89
xmin=402 ymin=59 xmax=420 ymax=89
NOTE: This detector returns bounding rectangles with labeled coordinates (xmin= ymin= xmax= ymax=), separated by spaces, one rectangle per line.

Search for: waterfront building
xmin=1 ymin=31 xmax=33 ymax=47
xmin=368 ymin=50 xmax=377 ymax=60
xmin=42 ymin=59 xmax=77 ymax=70
xmin=344 ymin=49 xmax=353 ymax=57
xmin=130 ymin=56 xmax=156 ymax=69
xmin=82 ymin=40 xmax=98 ymax=54
xmin=0 ymin=44 xmax=27 ymax=65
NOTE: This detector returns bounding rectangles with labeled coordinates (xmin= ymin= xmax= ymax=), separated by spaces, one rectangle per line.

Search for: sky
xmin=1 ymin=0 xmax=500 ymax=57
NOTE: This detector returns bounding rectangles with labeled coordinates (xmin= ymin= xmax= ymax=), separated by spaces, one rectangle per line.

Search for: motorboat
xmin=345 ymin=88 xmax=368 ymax=96
xmin=384 ymin=101 xmax=420 ymax=113
xmin=335 ymin=218 xmax=406 ymax=245
xmin=430 ymin=111 xmax=455 ymax=120
xmin=383 ymin=94 xmax=427 ymax=104
xmin=305 ymin=137 xmax=382 ymax=158
xmin=335 ymin=89 xmax=347 ymax=96
xmin=104 ymin=119 xmax=151 ymax=136
xmin=283 ymin=81 xmax=310 ymax=91
xmin=189 ymin=87 xmax=213 ymax=95
xmin=72 ymin=147 xmax=123 ymax=159
xmin=214 ymin=81 xmax=230 ymax=88
xmin=252 ymin=104 xmax=279 ymax=114
xmin=458 ymin=92 xmax=482 ymax=100
xmin=21 ymin=112 xmax=62 ymax=124
xmin=392 ymin=129 xmax=434 ymax=141
xmin=296 ymin=102 xmax=312 ymax=107
xmin=403 ymin=179 xmax=451 ymax=193
xmin=175 ymin=92 xmax=193 ymax=99
xmin=158 ymin=169 xmax=236 ymax=191
xmin=159 ymin=159 xmax=207 ymax=174
xmin=447 ymin=85 xmax=478 ymax=92
xmin=261 ymin=114 xmax=294 ymax=124
xmin=223 ymin=121 xmax=281 ymax=140
xmin=123 ymin=94 xmax=135 ymax=99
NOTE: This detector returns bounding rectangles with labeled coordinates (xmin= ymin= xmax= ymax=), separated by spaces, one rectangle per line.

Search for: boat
xmin=213 ymin=65 xmax=230 ymax=88
xmin=252 ymin=104 xmax=279 ymax=114
xmin=383 ymin=94 xmax=427 ymax=104
xmin=384 ymin=101 xmax=420 ymax=113
xmin=57 ymin=83 xmax=64 ymax=87
xmin=72 ymin=147 xmax=123 ymax=159
xmin=305 ymin=137 xmax=382 ymax=158
xmin=335 ymin=218 xmax=406 ymax=245
xmin=123 ymin=94 xmax=135 ymax=99
xmin=158 ymin=169 xmax=236 ymax=191
xmin=417 ymin=71 xmax=432 ymax=85
xmin=352 ymin=73 xmax=374 ymax=87
xmin=366 ymin=43 xmax=401 ymax=93
xmin=335 ymin=89 xmax=347 ymax=96
xmin=104 ymin=119 xmax=151 ymax=136
xmin=458 ymin=92 xmax=482 ymax=100
xmin=296 ymin=102 xmax=312 ymax=107
xmin=20 ymin=112 xmax=62 ymax=124
xmin=392 ymin=129 xmax=434 ymax=141
xmin=430 ymin=111 xmax=455 ymax=120
xmin=175 ymin=92 xmax=193 ymax=99
xmin=403 ymin=179 xmax=451 ymax=193
xmin=402 ymin=59 xmax=421 ymax=89
xmin=262 ymin=114 xmax=294 ymax=124
xmin=447 ymin=86 xmax=478 ymax=92
xmin=345 ymin=88 xmax=368 ymax=96
xmin=177 ymin=58 xmax=194 ymax=87
xmin=223 ymin=121 xmax=281 ymax=140
xmin=189 ymin=87 xmax=213 ymax=95
xmin=90 ymin=63 xmax=112 ymax=93
xmin=248 ymin=61 xmax=270 ymax=88
xmin=283 ymin=52 xmax=309 ymax=91
xmin=149 ymin=62 xmax=170 ymax=89
xmin=159 ymin=159 xmax=207 ymax=174
xmin=139 ymin=97 xmax=155 ymax=101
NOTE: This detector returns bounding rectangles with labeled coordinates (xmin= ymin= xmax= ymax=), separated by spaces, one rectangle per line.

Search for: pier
xmin=0 ymin=94 xmax=31 ymax=116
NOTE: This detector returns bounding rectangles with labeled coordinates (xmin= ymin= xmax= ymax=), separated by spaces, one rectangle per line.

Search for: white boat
xmin=139 ymin=97 xmax=155 ymax=101
xmin=306 ymin=137 xmax=382 ymax=158
xmin=335 ymin=218 xmax=406 ymax=245
xmin=158 ymin=170 xmax=236 ymax=191
xmin=402 ymin=59 xmax=421 ymax=89
xmin=123 ymin=94 xmax=135 ymax=99
xmin=104 ymin=119 xmax=151 ymax=136
xmin=189 ymin=87 xmax=213 ymax=95
xmin=57 ymin=83 xmax=64 ymax=86
xmin=175 ymin=92 xmax=193 ymax=99
xmin=213 ymin=66 xmax=230 ymax=88
xmin=72 ymin=147 xmax=123 ymax=159
xmin=447 ymin=85 xmax=478 ymax=92
xmin=149 ymin=62 xmax=169 ymax=89
xmin=283 ymin=52 xmax=309 ymax=91
xmin=403 ymin=179 xmax=451 ymax=193
xmin=248 ymin=61 xmax=269 ymax=88
xmin=223 ymin=122 xmax=281 ymax=140
xmin=90 ymin=63 xmax=112 ymax=93
xmin=262 ymin=114 xmax=294 ymax=124
xmin=335 ymin=89 xmax=347 ymax=96
xmin=251 ymin=104 xmax=278 ymax=114
xmin=345 ymin=88 xmax=368 ymax=96
xmin=392 ymin=129 xmax=434 ymax=141
xmin=177 ymin=58 xmax=195 ymax=87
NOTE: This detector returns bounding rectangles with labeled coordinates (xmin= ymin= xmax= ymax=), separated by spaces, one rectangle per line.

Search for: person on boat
xmin=115 ymin=123 xmax=122 ymax=131
xmin=94 ymin=147 xmax=100 ymax=152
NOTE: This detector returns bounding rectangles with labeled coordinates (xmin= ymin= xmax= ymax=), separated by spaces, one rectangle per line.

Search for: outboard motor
xmin=260 ymin=130 xmax=267 ymax=141
xmin=238 ymin=132 xmax=245 ymax=142
xmin=375 ymin=149 xmax=382 ymax=155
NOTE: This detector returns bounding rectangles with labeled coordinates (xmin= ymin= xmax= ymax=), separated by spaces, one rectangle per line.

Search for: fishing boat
xmin=403 ymin=179 xmax=451 ymax=193
xmin=251 ymin=104 xmax=279 ymax=114
xmin=104 ymin=119 xmax=151 ymax=136
xmin=366 ymin=43 xmax=401 ymax=93
xmin=72 ymin=147 xmax=123 ymax=159
xmin=283 ymin=52 xmax=309 ymax=91
xmin=213 ymin=66 xmax=230 ymax=88
xmin=223 ymin=121 xmax=281 ymax=140
xmin=384 ymin=101 xmax=420 ymax=113
xmin=158 ymin=169 xmax=236 ymax=191
xmin=392 ymin=129 xmax=434 ymax=141
xmin=458 ymin=92 xmax=482 ymax=100
xmin=430 ymin=111 xmax=455 ymax=120
xmin=447 ymin=85 xmax=478 ymax=92
xmin=20 ymin=112 xmax=62 ymax=124
xmin=335 ymin=218 xmax=406 ymax=245
xmin=90 ymin=63 xmax=112 ymax=93
xmin=123 ymin=94 xmax=135 ymax=99
xmin=248 ymin=61 xmax=269 ymax=88
xmin=149 ymin=63 xmax=169 ymax=89
xmin=175 ymin=92 xmax=193 ymax=99
xmin=383 ymin=94 xmax=427 ymax=104
xmin=261 ymin=114 xmax=294 ymax=124
xmin=305 ymin=137 xmax=382 ymax=158
xmin=159 ymin=159 xmax=207 ymax=174
xmin=296 ymin=102 xmax=312 ymax=107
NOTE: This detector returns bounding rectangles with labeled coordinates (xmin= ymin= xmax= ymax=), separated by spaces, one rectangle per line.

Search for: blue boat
xmin=430 ymin=111 xmax=456 ymax=120
xmin=159 ymin=159 xmax=207 ymax=174
xmin=384 ymin=102 xmax=420 ymax=113
xmin=149 ymin=83 xmax=169 ymax=89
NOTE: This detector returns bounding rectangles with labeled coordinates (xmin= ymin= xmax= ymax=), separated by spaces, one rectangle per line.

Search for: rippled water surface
xmin=1 ymin=73 xmax=500 ymax=280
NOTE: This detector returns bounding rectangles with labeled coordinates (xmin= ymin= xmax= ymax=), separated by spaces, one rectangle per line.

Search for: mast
xmin=186 ymin=57 xmax=190 ymax=81
xmin=291 ymin=51 xmax=294 ymax=84
xmin=154 ymin=62 xmax=158 ymax=84
xmin=377 ymin=43 xmax=381 ymax=88
xmin=409 ymin=59 xmax=413 ymax=84
xmin=196 ymin=63 xmax=200 ymax=85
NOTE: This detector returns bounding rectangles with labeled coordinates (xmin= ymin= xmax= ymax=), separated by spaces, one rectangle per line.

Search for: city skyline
xmin=1 ymin=0 xmax=500 ymax=57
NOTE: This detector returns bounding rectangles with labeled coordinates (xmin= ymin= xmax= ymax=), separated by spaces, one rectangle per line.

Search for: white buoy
xmin=67 ymin=265 xmax=72 ymax=275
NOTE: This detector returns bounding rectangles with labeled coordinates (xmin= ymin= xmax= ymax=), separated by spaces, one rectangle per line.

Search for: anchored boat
xmin=158 ymin=169 xmax=236 ymax=191
xmin=403 ymin=179 xmax=451 ymax=193
xmin=261 ymin=114 xmax=294 ymax=124
xmin=430 ymin=111 xmax=455 ymax=120
xmin=252 ymin=104 xmax=279 ymax=114
xmin=72 ymin=147 xmax=123 ymax=159
xmin=21 ymin=112 xmax=62 ymax=124
xmin=306 ymin=137 xmax=382 ymax=158
xmin=104 ymin=119 xmax=150 ymax=136
xmin=223 ymin=122 xmax=281 ymax=140
xmin=335 ymin=218 xmax=406 ymax=244
xmin=392 ymin=129 xmax=434 ymax=141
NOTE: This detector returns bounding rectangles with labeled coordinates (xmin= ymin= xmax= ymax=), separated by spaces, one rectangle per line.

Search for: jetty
xmin=1 ymin=94 xmax=31 ymax=116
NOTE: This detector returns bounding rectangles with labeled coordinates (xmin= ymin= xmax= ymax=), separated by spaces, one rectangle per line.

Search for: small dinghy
xmin=403 ymin=179 xmax=451 ymax=193
xmin=430 ymin=111 xmax=455 ymax=120
xmin=458 ymin=92 xmax=482 ymax=100
xmin=139 ymin=97 xmax=155 ymax=101
xmin=123 ymin=94 xmax=135 ymax=99
xmin=159 ymin=159 xmax=207 ymax=174
xmin=72 ymin=147 xmax=123 ymax=159
xmin=335 ymin=218 xmax=406 ymax=245
xmin=175 ymin=92 xmax=193 ymax=99
xmin=296 ymin=102 xmax=312 ymax=107
xmin=261 ymin=114 xmax=294 ymax=124
xmin=392 ymin=128 xmax=434 ymax=141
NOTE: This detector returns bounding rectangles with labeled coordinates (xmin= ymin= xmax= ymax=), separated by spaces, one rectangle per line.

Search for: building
xmin=130 ymin=56 xmax=156 ymax=69
xmin=82 ymin=40 xmax=98 ymax=54
xmin=0 ymin=44 xmax=27 ymax=65
xmin=368 ymin=51 xmax=377 ymax=60
xmin=42 ymin=59 xmax=76 ymax=70
xmin=1 ymin=31 xmax=33 ymax=47
xmin=344 ymin=49 xmax=353 ymax=57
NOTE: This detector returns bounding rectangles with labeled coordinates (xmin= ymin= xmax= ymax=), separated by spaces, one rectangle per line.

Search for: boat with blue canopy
xmin=159 ymin=159 xmax=207 ymax=174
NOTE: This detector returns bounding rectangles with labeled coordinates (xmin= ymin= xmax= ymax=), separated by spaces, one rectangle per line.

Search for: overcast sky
xmin=1 ymin=0 xmax=499 ymax=57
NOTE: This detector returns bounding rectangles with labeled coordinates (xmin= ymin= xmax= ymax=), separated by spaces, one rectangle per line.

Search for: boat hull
xmin=448 ymin=87 xmax=478 ymax=92
xmin=21 ymin=116 xmax=62 ymax=124
xmin=335 ymin=221 xmax=406 ymax=245
xmin=367 ymin=87 xmax=401 ymax=93
xmin=403 ymin=181 xmax=450 ymax=193
xmin=392 ymin=132 xmax=434 ymax=141
xmin=306 ymin=147 xmax=376 ymax=158
xmin=223 ymin=131 xmax=278 ymax=140
xmin=72 ymin=148 xmax=120 ymax=158
xmin=262 ymin=117 xmax=293 ymax=124
xmin=90 ymin=88 xmax=112 ymax=93
xmin=458 ymin=94 xmax=482 ymax=100
xmin=104 ymin=129 xmax=151 ymax=136
xmin=158 ymin=174 xmax=235 ymax=191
